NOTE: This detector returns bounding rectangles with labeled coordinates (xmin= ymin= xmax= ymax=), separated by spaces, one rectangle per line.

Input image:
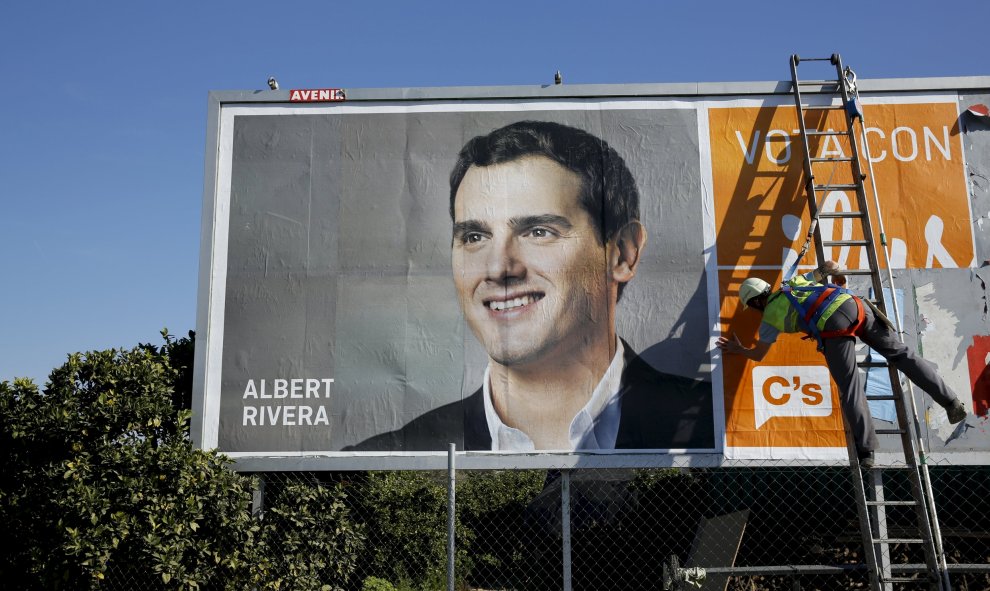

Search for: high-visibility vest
xmin=763 ymin=275 xmax=862 ymax=349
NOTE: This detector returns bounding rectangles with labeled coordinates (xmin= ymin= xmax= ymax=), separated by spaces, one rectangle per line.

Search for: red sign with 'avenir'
xmin=289 ymin=88 xmax=346 ymax=102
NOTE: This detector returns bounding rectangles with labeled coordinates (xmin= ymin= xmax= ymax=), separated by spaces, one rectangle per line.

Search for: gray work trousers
xmin=821 ymin=298 xmax=958 ymax=453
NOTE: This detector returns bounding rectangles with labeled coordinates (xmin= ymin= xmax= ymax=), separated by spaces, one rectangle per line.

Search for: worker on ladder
xmin=717 ymin=261 xmax=968 ymax=467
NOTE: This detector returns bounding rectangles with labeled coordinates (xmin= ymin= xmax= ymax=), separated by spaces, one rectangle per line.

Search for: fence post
xmin=447 ymin=443 xmax=456 ymax=591
xmin=562 ymin=469 xmax=572 ymax=591
xmin=251 ymin=474 xmax=265 ymax=520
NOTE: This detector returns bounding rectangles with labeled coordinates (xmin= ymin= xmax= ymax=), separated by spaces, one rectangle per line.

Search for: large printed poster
xmin=709 ymin=97 xmax=974 ymax=459
xmin=201 ymin=103 xmax=718 ymax=461
xmin=197 ymin=90 xmax=986 ymax=467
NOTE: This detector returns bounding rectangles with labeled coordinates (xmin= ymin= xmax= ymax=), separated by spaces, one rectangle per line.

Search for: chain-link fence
xmin=103 ymin=463 xmax=990 ymax=591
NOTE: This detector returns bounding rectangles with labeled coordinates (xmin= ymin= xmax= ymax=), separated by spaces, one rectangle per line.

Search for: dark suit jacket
xmin=348 ymin=342 xmax=715 ymax=451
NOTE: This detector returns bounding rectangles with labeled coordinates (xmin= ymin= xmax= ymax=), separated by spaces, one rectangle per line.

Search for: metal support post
xmin=251 ymin=474 xmax=265 ymax=520
xmin=562 ymin=469 xmax=572 ymax=591
xmin=447 ymin=443 xmax=456 ymax=591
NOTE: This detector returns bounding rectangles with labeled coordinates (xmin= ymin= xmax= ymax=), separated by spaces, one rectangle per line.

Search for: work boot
xmin=857 ymin=450 xmax=875 ymax=469
xmin=946 ymin=400 xmax=967 ymax=425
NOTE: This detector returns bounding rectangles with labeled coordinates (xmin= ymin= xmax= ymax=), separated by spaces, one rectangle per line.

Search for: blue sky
xmin=2 ymin=1 xmax=987 ymax=385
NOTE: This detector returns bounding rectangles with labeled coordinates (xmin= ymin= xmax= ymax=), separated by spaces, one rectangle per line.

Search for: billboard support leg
xmin=562 ymin=469 xmax=572 ymax=591
xmin=251 ymin=474 xmax=265 ymax=520
xmin=447 ymin=443 xmax=456 ymax=591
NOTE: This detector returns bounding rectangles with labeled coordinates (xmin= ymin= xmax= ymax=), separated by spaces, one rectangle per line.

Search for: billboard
xmin=193 ymin=80 xmax=990 ymax=470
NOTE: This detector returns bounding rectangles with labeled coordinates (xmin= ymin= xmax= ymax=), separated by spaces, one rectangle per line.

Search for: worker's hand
xmin=820 ymin=260 xmax=846 ymax=286
xmin=716 ymin=333 xmax=744 ymax=355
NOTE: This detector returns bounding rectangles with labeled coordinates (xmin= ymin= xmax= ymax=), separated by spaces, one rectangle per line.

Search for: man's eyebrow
xmin=509 ymin=214 xmax=573 ymax=231
xmin=452 ymin=220 xmax=491 ymax=236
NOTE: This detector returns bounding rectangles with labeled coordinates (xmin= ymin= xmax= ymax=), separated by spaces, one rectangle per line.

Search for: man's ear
xmin=609 ymin=221 xmax=647 ymax=283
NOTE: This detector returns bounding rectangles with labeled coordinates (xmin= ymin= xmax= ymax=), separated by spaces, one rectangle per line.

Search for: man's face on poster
xmin=451 ymin=155 xmax=612 ymax=368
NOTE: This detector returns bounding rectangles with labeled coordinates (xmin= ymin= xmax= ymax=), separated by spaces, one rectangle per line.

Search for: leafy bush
xmin=360 ymin=576 xmax=397 ymax=591
xmin=356 ymin=471 xmax=452 ymax=590
xmin=351 ymin=470 xmax=546 ymax=591
xmin=457 ymin=470 xmax=546 ymax=588
xmin=253 ymin=476 xmax=365 ymax=591
xmin=0 ymin=332 xmax=260 ymax=589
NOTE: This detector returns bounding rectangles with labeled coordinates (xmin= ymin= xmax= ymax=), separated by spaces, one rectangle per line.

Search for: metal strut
xmin=789 ymin=53 xmax=951 ymax=591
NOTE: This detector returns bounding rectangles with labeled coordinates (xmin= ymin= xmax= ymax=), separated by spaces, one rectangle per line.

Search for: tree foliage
xmin=0 ymin=330 xmax=563 ymax=591
xmin=0 ymin=332 xmax=260 ymax=589
xmin=0 ymin=331 xmax=367 ymax=590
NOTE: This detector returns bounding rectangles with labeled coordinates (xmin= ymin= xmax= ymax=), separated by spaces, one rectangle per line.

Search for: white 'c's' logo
xmin=753 ymin=366 xmax=833 ymax=429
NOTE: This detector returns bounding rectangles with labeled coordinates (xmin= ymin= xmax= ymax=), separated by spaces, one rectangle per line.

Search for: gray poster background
xmin=218 ymin=106 xmax=709 ymax=453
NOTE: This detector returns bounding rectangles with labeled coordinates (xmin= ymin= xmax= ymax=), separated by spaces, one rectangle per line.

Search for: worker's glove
xmin=818 ymin=261 xmax=842 ymax=276
xmin=818 ymin=261 xmax=846 ymax=286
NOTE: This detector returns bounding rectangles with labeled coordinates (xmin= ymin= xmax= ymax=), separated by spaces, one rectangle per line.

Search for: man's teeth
xmin=488 ymin=295 xmax=539 ymax=311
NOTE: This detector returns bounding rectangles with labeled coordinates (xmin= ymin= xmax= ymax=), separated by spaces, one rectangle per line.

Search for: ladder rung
xmin=811 ymin=156 xmax=854 ymax=162
xmin=814 ymin=184 xmax=859 ymax=190
xmin=877 ymin=428 xmax=906 ymax=435
xmin=873 ymin=538 xmax=923 ymax=544
xmin=802 ymin=105 xmax=844 ymax=111
xmin=882 ymin=577 xmax=926 ymax=583
xmin=866 ymin=395 xmax=897 ymax=401
xmin=859 ymin=359 xmax=888 ymax=367
xmin=866 ymin=500 xmax=917 ymax=506
xmin=805 ymin=130 xmax=849 ymax=136
xmin=839 ymin=269 xmax=874 ymax=275
xmin=817 ymin=211 xmax=864 ymax=219
xmin=797 ymin=79 xmax=840 ymax=86
xmin=823 ymin=240 xmax=869 ymax=247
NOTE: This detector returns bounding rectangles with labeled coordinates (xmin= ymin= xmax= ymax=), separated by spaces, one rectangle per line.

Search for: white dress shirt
xmin=482 ymin=340 xmax=626 ymax=451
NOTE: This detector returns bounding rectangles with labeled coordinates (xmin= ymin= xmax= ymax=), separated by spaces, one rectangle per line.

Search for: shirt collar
xmin=481 ymin=339 xmax=626 ymax=451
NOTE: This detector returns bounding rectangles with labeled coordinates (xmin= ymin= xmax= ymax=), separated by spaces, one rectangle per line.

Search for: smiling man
xmin=353 ymin=120 xmax=714 ymax=451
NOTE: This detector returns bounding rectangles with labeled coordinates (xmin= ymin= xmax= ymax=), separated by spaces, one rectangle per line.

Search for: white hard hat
xmin=739 ymin=277 xmax=771 ymax=309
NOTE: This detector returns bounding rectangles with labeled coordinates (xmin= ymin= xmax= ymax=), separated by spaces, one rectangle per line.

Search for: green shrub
xmin=361 ymin=576 xmax=398 ymax=591
xmin=352 ymin=470 xmax=546 ymax=590
xmin=357 ymin=471 xmax=452 ymax=589
xmin=0 ymin=332 xmax=260 ymax=589
xmin=253 ymin=476 xmax=365 ymax=591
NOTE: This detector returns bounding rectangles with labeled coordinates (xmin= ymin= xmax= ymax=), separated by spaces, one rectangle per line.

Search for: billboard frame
xmin=193 ymin=76 xmax=990 ymax=472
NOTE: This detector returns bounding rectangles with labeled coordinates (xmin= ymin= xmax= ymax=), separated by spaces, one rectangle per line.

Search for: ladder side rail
xmin=867 ymin=470 xmax=895 ymax=591
xmin=886 ymin=367 xmax=946 ymax=590
xmin=789 ymin=55 xmax=827 ymax=273
xmin=842 ymin=64 xmax=905 ymax=337
xmin=830 ymin=56 xmax=887 ymax=313
xmin=918 ymin=444 xmax=952 ymax=590
xmin=845 ymin=417 xmax=887 ymax=591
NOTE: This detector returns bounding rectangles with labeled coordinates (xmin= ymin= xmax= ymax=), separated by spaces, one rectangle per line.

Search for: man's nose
xmin=485 ymin=234 xmax=525 ymax=283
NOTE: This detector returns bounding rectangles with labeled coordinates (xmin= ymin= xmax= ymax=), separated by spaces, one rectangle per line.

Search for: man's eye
xmin=528 ymin=227 xmax=553 ymax=238
xmin=463 ymin=232 xmax=484 ymax=244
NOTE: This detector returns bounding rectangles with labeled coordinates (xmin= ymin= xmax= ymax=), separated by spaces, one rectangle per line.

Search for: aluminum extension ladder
xmin=788 ymin=54 xmax=951 ymax=591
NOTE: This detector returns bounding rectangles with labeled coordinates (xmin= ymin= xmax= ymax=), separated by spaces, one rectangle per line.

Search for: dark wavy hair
xmin=448 ymin=120 xmax=640 ymax=245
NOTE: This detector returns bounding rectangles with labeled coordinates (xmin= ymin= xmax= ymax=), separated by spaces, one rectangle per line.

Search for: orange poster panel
xmin=710 ymin=102 xmax=972 ymax=272
xmin=710 ymin=102 xmax=972 ymax=452
xmin=717 ymin=269 xmax=846 ymax=448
